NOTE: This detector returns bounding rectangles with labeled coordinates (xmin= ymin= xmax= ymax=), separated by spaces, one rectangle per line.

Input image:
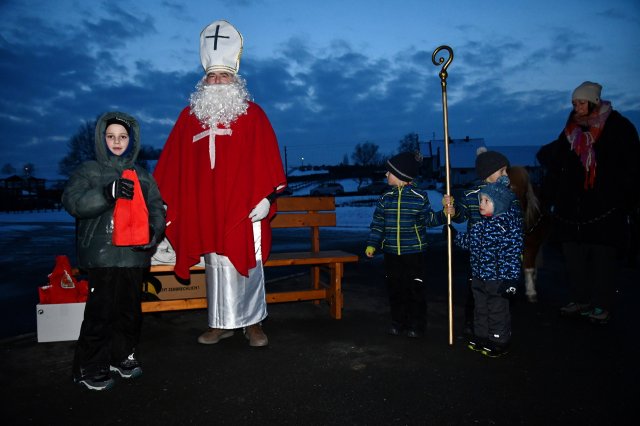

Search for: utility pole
xmin=284 ymin=146 xmax=288 ymax=178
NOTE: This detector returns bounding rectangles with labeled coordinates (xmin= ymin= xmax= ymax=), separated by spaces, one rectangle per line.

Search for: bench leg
xmin=311 ymin=265 xmax=321 ymax=306
xmin=329 ymin=263 xmax=343 ymax=319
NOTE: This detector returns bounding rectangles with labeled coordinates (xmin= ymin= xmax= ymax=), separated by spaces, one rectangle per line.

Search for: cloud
xmin=160 ymin=0 xmax=186 ymax=15
xmin=0 ymin=0 xmax=638 ymax=178
xmin=597 ymin=6 xmax=640 ymax=25
xmin=82 ymin=7 xmax=156 ymax=48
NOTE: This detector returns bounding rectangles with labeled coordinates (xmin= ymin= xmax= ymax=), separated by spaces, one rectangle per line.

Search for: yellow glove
xmin=442 ymin=194 xmax=455 ymax=216
xmin=365 ymin=246 xmax=376 ymax=258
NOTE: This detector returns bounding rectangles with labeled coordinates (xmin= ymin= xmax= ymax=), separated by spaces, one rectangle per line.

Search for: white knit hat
xmin=572 ymin=81 xmax=602 ymax=105
xmin=200 ymin=20 xmax=243 ymax=75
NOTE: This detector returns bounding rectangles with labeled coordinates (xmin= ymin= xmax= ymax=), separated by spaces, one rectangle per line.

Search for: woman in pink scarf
xmin=537 ymin=81 xmax=640 ymax=324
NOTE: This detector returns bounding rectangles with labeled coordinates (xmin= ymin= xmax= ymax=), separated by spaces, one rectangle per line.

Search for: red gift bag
xmin=112 ymin=169 xmax=149 ymax=246
xmin=38 ymin=255 xmax=89 ymax=304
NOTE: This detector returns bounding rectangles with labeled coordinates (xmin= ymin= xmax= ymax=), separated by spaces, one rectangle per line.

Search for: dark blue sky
xmin=1 ymin=0 xmax=639 ymax=179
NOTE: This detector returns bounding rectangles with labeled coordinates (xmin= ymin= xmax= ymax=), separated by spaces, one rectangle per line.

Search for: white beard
xmin=190 ymin=75 xmax=251 ymax=128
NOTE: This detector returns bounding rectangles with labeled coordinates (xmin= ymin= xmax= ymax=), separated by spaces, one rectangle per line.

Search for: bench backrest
xmin=271 ymin=196 xmax=336 ymax=252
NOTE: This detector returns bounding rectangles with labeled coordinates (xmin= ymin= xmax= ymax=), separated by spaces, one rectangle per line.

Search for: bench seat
xmin=142 ymin=196 xmax=359 ymax=319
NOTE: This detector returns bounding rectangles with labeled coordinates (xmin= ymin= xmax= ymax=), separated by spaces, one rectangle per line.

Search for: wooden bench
xmin=141 ymin=196 xmax=359 ymax=319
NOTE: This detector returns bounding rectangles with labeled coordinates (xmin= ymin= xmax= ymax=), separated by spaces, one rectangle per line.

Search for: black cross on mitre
xmin=205 ymin=24 xmax=230 ymax=50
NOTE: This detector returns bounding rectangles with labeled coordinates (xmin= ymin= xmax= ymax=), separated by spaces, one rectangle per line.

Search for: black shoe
xmin=481 ymin=341 xmax=508 ymax=358
xmin=588 ymin=307 xmax=610 ymax=325
xmin=467 ymin=337 xmax=485 ymax=352
xmin=110 ymin=352 xmax=143 ymax=379
xmin=74 ymin=372 xmax=114 ymax=391
xmin=559 ymin=302 xmax=591 ymax=317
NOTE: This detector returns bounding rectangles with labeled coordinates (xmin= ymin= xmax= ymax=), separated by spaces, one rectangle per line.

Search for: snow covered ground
xmin=0 ymin=179 xmax=466 ymax=233
xmin=0 ymin=210 xmax=74 ymax=224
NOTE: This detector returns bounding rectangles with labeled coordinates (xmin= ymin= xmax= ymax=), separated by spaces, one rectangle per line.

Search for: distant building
xmin=489 ymin=145 xmax=543 ymax=183
xmin=0 ymin=175 xmax=61 ymax=211
xmin=1 ymin=174 xmax=45 ymax=194
xmin=423 ymin=137 xmax=542 ymax=187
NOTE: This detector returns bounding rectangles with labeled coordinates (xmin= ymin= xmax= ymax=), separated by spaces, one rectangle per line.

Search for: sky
xmin=1 ymin=0 xmax=639 ymax=180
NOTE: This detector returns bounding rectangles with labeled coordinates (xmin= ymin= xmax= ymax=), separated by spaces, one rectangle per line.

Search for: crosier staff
xmin=432 ymin=45 xmax=454 ymax=345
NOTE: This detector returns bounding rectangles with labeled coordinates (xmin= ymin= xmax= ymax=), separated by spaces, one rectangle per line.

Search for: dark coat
xmin=367 ymin=183 xmax=448 ymax=255
xmin=537 ymin=110 xmax=640 ymax=247
xmin=62 ymin=112 xmax=166 ymax=269
xmin=454 ymin=208 xmax=523 ymax=281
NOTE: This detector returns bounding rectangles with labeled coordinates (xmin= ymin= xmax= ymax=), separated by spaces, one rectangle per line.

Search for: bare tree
xmin=1 ymin=163 xmax=16 ymax=176
xmin=137 ymin=145 xmax=163 ymax=171
xmin=58 ymin=118 xmax=162 ymax=176
xmin=138 ymin=145 xmax=162 ymax=161
xmin=351 ymin=142 xmax=381 ymax=166
xmin=58 ymin=119 xmax=97 ymax=177
xmin=397 ymin=132 xmax=420 ymax=154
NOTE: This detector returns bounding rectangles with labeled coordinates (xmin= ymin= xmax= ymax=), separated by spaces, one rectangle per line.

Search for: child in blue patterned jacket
xmin=450 ymin=148 xmax=522 ymax=337
xmin=365 ymin=152 xmax=454 ymax=338
xmin=452 ymin=175 xmax=523 ymax=357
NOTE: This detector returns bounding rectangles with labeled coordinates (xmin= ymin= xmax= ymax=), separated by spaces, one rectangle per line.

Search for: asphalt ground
xmin=1 ymin=227 xmax=638 ymax=425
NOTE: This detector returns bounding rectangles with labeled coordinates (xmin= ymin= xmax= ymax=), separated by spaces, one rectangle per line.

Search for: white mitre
xmin=199 ymin=20 xmax=243 ymax=75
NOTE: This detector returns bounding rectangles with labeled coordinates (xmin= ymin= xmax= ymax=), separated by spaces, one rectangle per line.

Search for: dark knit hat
xmin=105 ymin=116 xmax=132 ymax=135
xmin=386 ymin=151 xmax=422 ymax=182
xmin=475 ymin=147 xmax=509 ymax=181
xmin=479 ymin=175 xmax=515 ymax=216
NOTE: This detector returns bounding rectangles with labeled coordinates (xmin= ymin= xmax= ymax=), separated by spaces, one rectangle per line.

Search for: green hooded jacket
xmin=62 ymin=111 xmax=166 ymax=269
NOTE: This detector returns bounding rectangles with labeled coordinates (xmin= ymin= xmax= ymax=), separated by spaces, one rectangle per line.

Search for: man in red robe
xmin=154 ymin=20 xmax=286 ymax=347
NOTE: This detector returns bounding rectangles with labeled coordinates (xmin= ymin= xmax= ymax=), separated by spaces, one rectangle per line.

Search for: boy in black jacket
xmin=63 ymin=112 xmax=165 ymax=391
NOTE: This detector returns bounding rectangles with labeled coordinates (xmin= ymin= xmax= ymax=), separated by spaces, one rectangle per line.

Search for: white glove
xmin=249 ymin=198 xmax=271 ymax=222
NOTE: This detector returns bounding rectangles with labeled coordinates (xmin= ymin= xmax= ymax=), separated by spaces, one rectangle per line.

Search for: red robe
xmin=154 ymin=102 xmax=287 ymax=279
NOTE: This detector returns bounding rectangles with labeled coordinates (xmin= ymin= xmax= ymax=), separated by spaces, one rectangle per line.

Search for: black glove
xmin=104 ymin=178 xmax=134 ymax=202
xmin=499 ymin=280 xmax=518 ymax=298
xmin=132 ymin=227 xmax=158 ymax=251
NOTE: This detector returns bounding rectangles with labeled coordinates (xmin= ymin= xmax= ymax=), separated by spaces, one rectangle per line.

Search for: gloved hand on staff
xmin=441 ymin=194 xmax=455 ymax=216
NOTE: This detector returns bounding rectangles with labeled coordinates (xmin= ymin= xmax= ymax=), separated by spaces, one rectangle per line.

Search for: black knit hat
xmin=475 ymin=147 xmax=509 ymax=180
xmin=105 ymin=116 xmax=132 ymax=135
xmin=386 ymin=151 xmax=422 ymax=182
xmin=479 ymin=175 xmax=515 ymax=216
